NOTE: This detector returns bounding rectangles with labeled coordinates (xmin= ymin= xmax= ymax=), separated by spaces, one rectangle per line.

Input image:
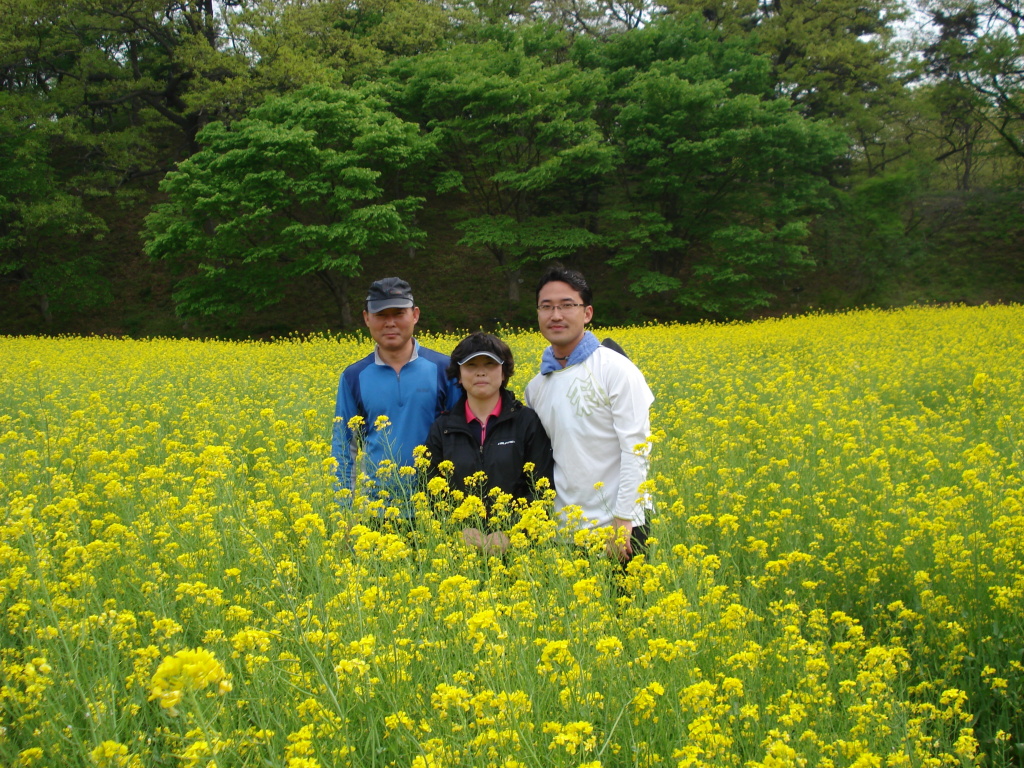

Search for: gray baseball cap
xmin=366 ymin=277 xmax=414 ymax=313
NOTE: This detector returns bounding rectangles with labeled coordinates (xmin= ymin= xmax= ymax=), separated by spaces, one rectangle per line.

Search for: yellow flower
xmin=149 ymin=647 xmax=230 ymax=713
xmin=89 ymin=741 xmax=140 ymax=768
xmin=542 ymin=720 xmax=597 ymax=755
xmin=631 ymin=682 xmax=665 ymax=723
xmin=427 ymin=476 xmax=450 ymax=496
xmin=385 ymin=710 xmax=415 ymax=733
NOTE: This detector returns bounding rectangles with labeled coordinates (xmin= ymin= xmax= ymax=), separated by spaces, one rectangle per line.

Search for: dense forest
xmin=1 ymin=0 xmax=1023 ymax=336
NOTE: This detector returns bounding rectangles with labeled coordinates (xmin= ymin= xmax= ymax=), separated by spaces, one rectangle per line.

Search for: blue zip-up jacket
xmin=332 ymin=340 xmax=459 ymax=488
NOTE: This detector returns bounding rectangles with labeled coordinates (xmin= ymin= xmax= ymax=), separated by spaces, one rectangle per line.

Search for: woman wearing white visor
xmin=425 ymin=332 xmax=554 ymax=553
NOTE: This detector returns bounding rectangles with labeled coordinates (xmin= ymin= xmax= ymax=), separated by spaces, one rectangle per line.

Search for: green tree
xmin=922 ymin=0 xmax=1024 ymax=162
xmin=1 ymin=0 xmax=469 ymax=327
xmin=387 ymin=32 xmax=616 ymax=303
xmin=921 ymin=81 xmax=993 ymax=191
xmin=659 ymin=0 xmax=909 ymax=192
xmin=660 ymin=0 xmax=907 ymax=119
xmin=0 ymin=0 xmax=243 ymax=167
xmin=0 ymin=0 xmax=270 ymax=324
xmin=0 ymin=112 xmax=109 ymax=323
xmin=144 ymin=84 xmax=434 ymax=327
xmin=582 ymin=16 xmax=847 ymax=317
xmin=247 ymin=0 xmax=454 ymax=82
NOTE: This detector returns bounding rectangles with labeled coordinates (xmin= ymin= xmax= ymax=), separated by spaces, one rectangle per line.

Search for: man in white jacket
xmin=524 ymin=266 xmax=654 ymax=562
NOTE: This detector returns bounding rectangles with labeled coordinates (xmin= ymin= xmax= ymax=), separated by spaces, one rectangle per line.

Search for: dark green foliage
xmin=2 ymin=0 xmax=1024 ymax=334
xmin=586 ymin=17 xmax=848 ymax=316
xmin=0 ymin=110 xmax=109 ymax=323
xmin=812 ymin=169 xmax=928 ymax=296
xmin=915 ymin=188 xmax=1024 ymax=298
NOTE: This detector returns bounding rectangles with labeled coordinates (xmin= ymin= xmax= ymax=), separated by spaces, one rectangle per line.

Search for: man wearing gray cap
xmin=332 ymin=277 xmax=459 ymax=496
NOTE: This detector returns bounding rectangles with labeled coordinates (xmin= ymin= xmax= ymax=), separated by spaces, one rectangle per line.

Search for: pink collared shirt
xmin=465 ymin=398 xmax=503 ymax=445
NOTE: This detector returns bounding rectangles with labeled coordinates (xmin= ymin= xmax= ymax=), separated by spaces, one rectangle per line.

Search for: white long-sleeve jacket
xmin=525 ymin=344 xmax=654 ymax=529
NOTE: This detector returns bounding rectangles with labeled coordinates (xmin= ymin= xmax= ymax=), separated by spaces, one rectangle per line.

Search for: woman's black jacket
xmin=424 ymin=390 xmax=554 ymax=503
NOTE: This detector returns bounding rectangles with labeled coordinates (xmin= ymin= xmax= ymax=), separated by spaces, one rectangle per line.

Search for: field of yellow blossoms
xmin=2 ymin=305 xmax=1023 ymax=768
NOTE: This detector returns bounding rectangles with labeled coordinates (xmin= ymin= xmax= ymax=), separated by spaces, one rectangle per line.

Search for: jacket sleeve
xmin=332 ymin=370 xmax=362 ymax=489
xmin=605 ymin=356 xmax=654 ymax=524
xmin=424 ymin=417 xmax=445 ymax=480
xmin=519 ymin=409 xmax=555 ymax=500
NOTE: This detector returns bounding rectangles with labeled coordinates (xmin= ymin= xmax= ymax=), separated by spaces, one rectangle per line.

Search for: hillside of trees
xmin=2 ymin=0 xmax=1023 ymax=337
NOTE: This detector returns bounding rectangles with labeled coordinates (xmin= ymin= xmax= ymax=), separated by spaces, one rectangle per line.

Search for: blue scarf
xmin=540 ymin=331 xmax=600 ymax=375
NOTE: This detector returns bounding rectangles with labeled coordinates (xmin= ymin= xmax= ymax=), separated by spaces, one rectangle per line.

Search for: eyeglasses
xmin=537 ymin=302 xmax=586 ymax=314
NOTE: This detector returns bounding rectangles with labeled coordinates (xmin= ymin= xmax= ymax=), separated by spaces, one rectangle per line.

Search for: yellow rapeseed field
xmin=1 ymin=305 xmax=1022 ymax=768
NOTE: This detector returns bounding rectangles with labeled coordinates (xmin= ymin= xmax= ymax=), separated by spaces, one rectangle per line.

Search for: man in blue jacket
xmin=332 ymin=277 xmax=459 ymax=497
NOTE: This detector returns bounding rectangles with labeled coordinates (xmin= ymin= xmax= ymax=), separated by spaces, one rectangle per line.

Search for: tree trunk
xmin=506 ymin=267 xmax=521 ymax=305
xmin=961 ymin=139 xmax=973 ymax=191
xmin=317 ymin=270 xmax=354 ymax=328
xmin=39 ymin=292 xmax=53 ymax=325
xmin=340 ymin=278 xmax=353 ymax=328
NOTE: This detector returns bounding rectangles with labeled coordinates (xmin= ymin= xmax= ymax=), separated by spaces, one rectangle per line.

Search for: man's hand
xmin=606 ymin=518 xmax=634 ymax=562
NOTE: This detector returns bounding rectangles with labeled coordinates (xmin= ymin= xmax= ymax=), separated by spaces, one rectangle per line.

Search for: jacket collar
xmin=448 ymin=390 xmax=517 ymax=428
